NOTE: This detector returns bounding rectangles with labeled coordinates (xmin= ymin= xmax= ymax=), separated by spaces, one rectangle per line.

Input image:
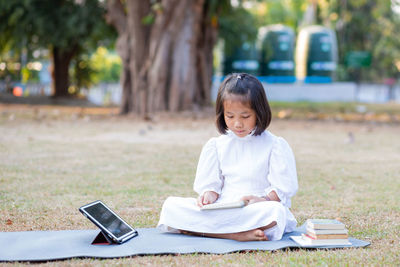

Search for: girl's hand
xmin=242 ymin=191 xmax=280 ymax=205
xmin=241 ymin=195 xmax=267 ymax=205
xmin=197 ymin=191 xmax=219 ymax=207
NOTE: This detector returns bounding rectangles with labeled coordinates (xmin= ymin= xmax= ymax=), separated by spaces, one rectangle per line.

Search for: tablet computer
xmin=79 ymin=200 xmax=138 ymax=244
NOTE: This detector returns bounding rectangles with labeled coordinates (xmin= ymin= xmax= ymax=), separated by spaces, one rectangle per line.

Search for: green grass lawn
xmin=1 ymin=105 xmax=399 ymax=266
xmin=270 ymin=101 xmax=400 ymax=123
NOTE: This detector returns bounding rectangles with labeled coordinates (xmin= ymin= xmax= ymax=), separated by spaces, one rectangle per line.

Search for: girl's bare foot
xmin=230 ymin=228 xmax=268 ymax=241
xmin=178 ymin=221 xmax=276 ymax=242
xmin=179 ymin=228 xmax=268 ymax=242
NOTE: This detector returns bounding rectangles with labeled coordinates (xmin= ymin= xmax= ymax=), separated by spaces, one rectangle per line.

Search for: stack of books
xmin=291 ymin=219 xmax=351 ymax=246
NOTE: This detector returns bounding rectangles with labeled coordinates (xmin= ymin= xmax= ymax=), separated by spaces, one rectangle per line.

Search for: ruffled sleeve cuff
xmin=264 ymin=187 xmax=289 ymax=206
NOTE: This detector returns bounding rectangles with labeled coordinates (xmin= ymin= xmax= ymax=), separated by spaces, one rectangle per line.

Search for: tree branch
xmin=106 ymin=0 xmax=127 ymax=34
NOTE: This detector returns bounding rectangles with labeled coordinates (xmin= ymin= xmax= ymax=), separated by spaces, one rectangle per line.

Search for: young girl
xmin=157 ymin=73 xmax=298 ymax=241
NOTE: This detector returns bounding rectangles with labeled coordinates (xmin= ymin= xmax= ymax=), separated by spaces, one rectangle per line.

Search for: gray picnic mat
xmin=0 ymin=225 xmax=370 ymax=262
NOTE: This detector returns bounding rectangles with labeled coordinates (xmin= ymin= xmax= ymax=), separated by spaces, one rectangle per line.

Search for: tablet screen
xmin=84 ymin=202 xmax=133 ymax=238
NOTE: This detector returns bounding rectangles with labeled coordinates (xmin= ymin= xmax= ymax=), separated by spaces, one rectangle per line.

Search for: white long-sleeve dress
xmin=157 ymin=130 xmax=298 ymax=240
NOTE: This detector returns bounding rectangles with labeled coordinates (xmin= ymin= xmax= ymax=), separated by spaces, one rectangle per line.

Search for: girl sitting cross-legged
xmin=157 ymin=73 xmax=298 ymax=241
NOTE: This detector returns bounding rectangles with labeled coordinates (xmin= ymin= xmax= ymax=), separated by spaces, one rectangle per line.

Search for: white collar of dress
xmin=227 ymin=128 xmax=256 ymax=141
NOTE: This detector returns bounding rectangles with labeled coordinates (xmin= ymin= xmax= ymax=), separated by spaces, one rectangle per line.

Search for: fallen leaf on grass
xmin=277 ymin=109 xmax=293 ymax=119
xmin=6 ymin=219 xmax=13 ymax=225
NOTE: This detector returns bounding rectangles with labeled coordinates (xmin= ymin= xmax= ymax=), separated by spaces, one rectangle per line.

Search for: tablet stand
xmin=91 ymin=231 xmax=115 ymax=245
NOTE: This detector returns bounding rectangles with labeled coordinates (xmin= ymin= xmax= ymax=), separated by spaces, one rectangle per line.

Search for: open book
xmin=200 ymin=200 xmax=246 ymax=210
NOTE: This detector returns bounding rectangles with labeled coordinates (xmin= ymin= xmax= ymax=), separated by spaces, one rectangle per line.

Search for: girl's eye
xmin=226 ymin=115 xmax=233 ymax=119
xmin=242 ymin=116 xmax=250 ymax=119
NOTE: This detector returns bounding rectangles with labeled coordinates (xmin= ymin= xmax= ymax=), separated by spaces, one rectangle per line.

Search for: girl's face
xmin=223 ymin=99 xmax=256 ymax=138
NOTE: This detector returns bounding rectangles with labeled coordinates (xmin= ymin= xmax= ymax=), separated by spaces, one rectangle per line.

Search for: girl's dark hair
xmin=216 ymin=73 xmax=271 ymax=136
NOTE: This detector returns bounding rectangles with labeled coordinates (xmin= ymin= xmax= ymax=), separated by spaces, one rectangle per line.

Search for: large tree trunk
xmin=126 ymin=1 xmax=151 ymax=116
xmin=119 ymin=35 xmax=133 ymax=114
xmin=106 ymin=0 xmax=217 ymax=116
xmin=106 ymin=0 xmax=132 ymax=114
xmin=196 ymin=1 xmax=218 ymax=107
xmin=51 ymin=46 xmax=76 ymax=97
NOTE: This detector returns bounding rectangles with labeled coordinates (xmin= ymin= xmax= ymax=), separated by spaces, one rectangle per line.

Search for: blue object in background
xmin=304 ymin=76 xmax=333 ymax=83
xmin=258 ymin=76 xmax=296 ymax=84
xmin=258 ymin=25 xmax=296 ymax=83
xmin=296 ymin=26 xmax=338 ymax=83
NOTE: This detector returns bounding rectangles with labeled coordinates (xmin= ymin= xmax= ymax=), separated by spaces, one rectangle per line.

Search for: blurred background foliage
xmin=247 ymin=0 xmax=400 ymax=82
xmin=0 ymin=0 xmax=116 ymax=95
xmin=1 ymin=0 xmax=400 ymax=93
xmin=70 ymin=47 xmax=121 ymax=94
